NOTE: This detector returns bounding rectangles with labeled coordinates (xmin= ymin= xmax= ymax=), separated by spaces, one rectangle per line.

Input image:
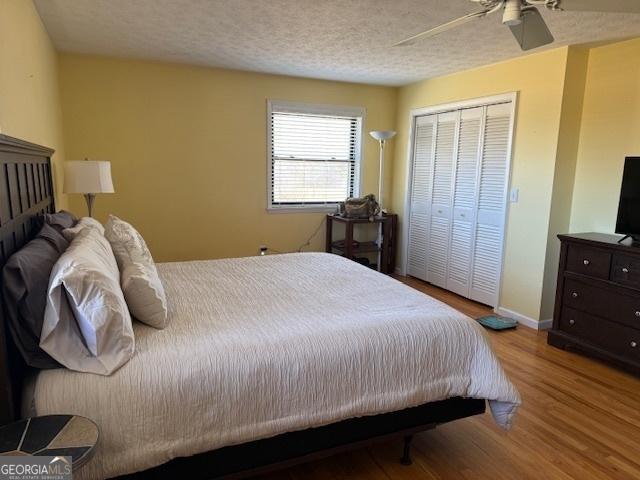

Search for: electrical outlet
xmin=509 ymin=188 xmax=519 ymax=203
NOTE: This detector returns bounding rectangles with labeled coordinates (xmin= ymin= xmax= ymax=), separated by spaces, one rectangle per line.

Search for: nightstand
xmin=326 ymin=213 xmax=397 ymax=274
xmin=0 ymin=415 xmax=98 ymax=470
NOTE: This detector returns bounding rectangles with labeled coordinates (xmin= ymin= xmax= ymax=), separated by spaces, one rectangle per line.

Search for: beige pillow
xmin=104 ymin=215 xmax=168 ymax=329
xmin=120 ymin=262 xmax=168 ymax=329
xmin=104 ymin=215 xmax=153 ymax=264
xmin=41 ymin=227 xmax=135 ymax=375
xmin=62 ymin=216 xmax=105 ymax=241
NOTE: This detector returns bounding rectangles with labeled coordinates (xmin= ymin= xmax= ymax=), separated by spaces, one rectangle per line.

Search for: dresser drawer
xmin=563 ymin=278 xmax=640 ymax=330
xmin=611 ymin=253 xmax=640 ymax=290
xmin=566 ymin=244 xmax=611 ymax=279
xmin=560 ymin=307 xmax=640 ymax=363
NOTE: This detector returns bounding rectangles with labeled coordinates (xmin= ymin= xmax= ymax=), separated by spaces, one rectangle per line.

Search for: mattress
xmin=28 ymin=253 xmax=520 ymax=479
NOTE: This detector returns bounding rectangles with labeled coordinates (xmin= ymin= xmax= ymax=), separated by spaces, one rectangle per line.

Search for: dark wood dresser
xmin=548 ymin=233 xmax=640 ymax=375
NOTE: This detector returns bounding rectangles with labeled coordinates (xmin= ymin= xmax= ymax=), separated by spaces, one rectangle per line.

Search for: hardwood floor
xmin=255 ymin=276 xmax=640 ymax=480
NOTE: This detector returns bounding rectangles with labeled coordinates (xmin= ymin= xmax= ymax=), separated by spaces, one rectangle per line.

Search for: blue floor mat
xmin=477 ymin=315 xmax=518 ymax=330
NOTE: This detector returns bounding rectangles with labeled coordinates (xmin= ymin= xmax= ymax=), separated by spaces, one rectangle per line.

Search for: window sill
xmin=267 ymin=206 xmax=339 ymax=214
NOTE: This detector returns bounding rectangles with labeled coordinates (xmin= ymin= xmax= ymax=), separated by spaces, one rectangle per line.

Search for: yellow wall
xmin=540 ymin=46 xmax=589 ymax=319
xmin=59 ymin=54 xmax=397 ymax=262
xmin=391 ymin=48 xmax=570 ymax=321
xmin=0 ymin=0 xmax=67 ymax=208
xmin=570 ymin=38 xmax=640 ymax=233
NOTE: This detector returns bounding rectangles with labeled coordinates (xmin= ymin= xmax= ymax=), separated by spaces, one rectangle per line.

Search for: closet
xmin=406 ymin=98 xmax=514 ymax=307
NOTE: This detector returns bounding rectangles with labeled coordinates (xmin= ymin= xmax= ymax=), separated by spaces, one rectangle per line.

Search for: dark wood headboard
xmin=0 ymin=134 xmax=56 ymax=424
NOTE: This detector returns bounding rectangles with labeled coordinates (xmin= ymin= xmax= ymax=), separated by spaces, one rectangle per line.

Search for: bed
xmin=0 ymin=134 xmax=520 ymax=479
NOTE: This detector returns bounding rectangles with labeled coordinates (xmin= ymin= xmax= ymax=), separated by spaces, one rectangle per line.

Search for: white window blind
xmin=268 ymin=101 xmax=363 ymax=210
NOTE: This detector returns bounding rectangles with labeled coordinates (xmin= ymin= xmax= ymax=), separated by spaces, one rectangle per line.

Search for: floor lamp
xmin=369 ymin=130 xmax=396 ymax=216
xmin=369 ymin=130 xmax=396 ymax=269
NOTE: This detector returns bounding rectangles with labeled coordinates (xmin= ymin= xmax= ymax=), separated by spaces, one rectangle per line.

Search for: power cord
xmin=259 ymin=217 xmax=327 ymax=255
xmin=297 ymin=217 xmax=326 ymax=252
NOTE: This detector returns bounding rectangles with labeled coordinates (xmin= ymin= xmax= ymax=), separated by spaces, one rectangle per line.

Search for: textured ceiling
xmin=34 ymin=0 xmax=640 ymax=86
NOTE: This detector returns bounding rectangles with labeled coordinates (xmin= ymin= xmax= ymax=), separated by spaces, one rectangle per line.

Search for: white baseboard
xmin=495 ymin=307 xmax=552 ymax=331
xmin=538 ymin=318 xmax=553 ymax=330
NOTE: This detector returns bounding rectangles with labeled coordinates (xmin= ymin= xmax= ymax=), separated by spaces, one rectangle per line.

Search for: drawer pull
xmin=636 ymin=311 xmax=640 ymax=317
xmin=571 ymin=292 xmax=579 ymax=298
xmin=583 ymin=259 xmax=590 ymax=265
xmin=569 ymin=319 xmax=575 ymax=325
xmin=622 ymin=267 xmax=629 ymax=273
xmin=632 ymin=341 xmax=638 ymax=348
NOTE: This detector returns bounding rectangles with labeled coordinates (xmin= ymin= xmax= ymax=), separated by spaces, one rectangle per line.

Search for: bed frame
xmin=0 ymin=133 xmax=486 ymax=479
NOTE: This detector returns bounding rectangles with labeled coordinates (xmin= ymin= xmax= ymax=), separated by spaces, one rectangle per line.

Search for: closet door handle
xmin=569 ymin=319 xmax=575 ymax=325
xmin=583 ymin=259 xmax=590 ymax=265
xmin=631 ymin=341 xmax=638 ymax=348
xmin=622 ymin=267 xmax=630 ymax=273
xmin=571 ymin=292 xmax=579 ymax=298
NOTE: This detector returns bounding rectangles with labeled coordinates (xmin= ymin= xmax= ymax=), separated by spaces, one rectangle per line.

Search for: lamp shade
xmin=369 ymin=130 xmax=396 ymax=141
xmin=63 ymin=161 xmax=114 ymax=194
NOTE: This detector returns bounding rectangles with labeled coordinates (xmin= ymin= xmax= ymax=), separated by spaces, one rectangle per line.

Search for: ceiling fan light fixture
xmin=502 ymin=0 xmax=523 ymax=26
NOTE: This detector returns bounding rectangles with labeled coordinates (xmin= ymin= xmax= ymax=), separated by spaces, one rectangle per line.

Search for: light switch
xmin=509 ymin=188 xmax=519 ymax=203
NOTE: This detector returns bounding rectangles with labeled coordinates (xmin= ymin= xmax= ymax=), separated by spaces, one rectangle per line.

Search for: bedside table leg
xmin=345 ymin=222 xmax=354 ymax=260
xmin=325 ymin=216 xmax=333 ymax=253
xmin=381 ymin=219 xmax=390 ymax=274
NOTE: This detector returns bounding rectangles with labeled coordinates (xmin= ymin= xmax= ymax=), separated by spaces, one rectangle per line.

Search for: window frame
xmin=266 ymin=100 xmax=365 ymax=213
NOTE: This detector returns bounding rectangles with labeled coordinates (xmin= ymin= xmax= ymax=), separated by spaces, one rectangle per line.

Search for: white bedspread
xmin=29 ymin=253 xmax=520 ymax=479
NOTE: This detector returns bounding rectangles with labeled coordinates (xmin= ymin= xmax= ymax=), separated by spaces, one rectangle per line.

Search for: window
xmin=267 ymin=100 xmax=364 ymax=211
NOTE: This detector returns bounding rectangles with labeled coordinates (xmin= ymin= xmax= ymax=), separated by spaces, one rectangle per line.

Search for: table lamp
xmin=63 ymin=160 xmax=114 ymax=217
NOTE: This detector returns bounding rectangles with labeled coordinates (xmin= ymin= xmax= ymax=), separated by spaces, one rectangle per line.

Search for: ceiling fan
xmin=394 ymin=0 xmax=640 ymax=51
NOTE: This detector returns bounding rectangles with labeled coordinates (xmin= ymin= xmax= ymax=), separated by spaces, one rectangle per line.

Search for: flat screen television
xmin=615 ymin=157 xmax=640 ymax=241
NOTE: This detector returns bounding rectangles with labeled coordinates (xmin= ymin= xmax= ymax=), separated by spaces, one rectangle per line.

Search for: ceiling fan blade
xmin=393 ymin=9 xmax=494 ymax=47
xmin=553 ymin=0 xmax=640 ymax=13
xmin=508 ymin=6 xmax=554 ymax=51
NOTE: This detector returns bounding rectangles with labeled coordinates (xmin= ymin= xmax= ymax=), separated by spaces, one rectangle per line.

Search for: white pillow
xmin=62 ymin=216 xmax=105 ymax=241
xmin=104 ymin=215 xmax=168 ymax=329
xmin=41 ymin=227 xmax=135 ymax=375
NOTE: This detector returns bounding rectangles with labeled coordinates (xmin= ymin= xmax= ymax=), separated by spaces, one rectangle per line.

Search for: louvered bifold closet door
xmin=469 ymin=103 xmax=511 ymax=305
xmin=446 ymin=107 xmax=483 ymax=297
xmin=426 ymin=111 xmax=457 ymax=288
xmin=407 ymin=115 xmax=436 ymax=281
